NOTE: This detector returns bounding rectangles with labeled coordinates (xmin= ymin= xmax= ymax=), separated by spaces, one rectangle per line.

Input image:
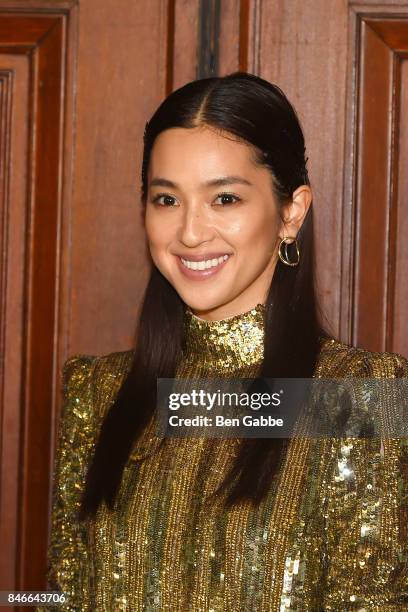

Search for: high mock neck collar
xmin=182 ymin=303 xmax=266 ymax=372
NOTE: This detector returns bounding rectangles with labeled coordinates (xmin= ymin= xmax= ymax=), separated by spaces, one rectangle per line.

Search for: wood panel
xmin=347 ymin=9 xmax=408 ymax=353
xmin=353 ymin=19 xmax=395 ymax=351
xmin=172 ymin=0 xmax=200 ymax=90
xmin=0 ymin=1 xmax=77 ymax=594
xmin=394 ymin=59 xmax=408 ymax=357
xmin=0 ymin=54 xmax=29 ymax=591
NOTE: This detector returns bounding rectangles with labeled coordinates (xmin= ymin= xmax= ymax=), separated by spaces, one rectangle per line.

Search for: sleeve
xmin=321 ymin=353 xmax=408 ymax=611
xmin=37 ymin=355 xmax=97 ymax=611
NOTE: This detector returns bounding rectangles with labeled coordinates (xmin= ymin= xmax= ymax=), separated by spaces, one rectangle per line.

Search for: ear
xmin=279 ymin=185 xmax=313 ymax=241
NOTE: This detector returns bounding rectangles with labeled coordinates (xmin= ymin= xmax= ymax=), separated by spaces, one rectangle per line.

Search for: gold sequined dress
xmin=42 ymin=304 xmax=408 ymax=611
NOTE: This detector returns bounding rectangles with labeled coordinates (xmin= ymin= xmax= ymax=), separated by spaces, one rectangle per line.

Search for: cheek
xmin=144 ymin=210 xmax=155 ymax=244
xmin=222 ymin=208 xmax=279 ymax=253
xmin=145 ymin=211 xmax=169 ymax=249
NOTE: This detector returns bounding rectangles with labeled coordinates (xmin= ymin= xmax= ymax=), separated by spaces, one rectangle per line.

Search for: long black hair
xmin=79 ymin=72 xmax=330 ymax=519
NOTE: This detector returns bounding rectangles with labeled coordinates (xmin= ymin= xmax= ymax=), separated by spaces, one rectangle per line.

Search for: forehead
xmin=148 ymin=126 xmax=259 ymax=181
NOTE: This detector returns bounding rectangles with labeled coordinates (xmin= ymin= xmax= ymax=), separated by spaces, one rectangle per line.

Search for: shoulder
xmin=63 ymin=348 xmax=135 ymax=388
xmin=315 ymin=338 xmax=408 ymax=439
xmin=92 ymin=347 xmax=135 ymax=375
xmin=60 ymin=348 xmax=135 ymax=428
xmin=316 ymin=336 xmax=408 ymax=378
xmin=63 ymin=348 xmax=134 ymax=379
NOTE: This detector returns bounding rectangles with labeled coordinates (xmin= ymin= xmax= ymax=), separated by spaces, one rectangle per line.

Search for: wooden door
xmin=0 ymin=0 xmax=406 ymax=600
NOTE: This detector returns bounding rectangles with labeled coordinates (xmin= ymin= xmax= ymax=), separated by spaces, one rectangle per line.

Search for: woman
xmin=43 ymin=73 xmax=408 ymax=611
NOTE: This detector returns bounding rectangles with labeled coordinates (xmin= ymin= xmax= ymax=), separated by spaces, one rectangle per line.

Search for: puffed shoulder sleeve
xmin=38 ymin=355 xmax=97 ymax=611
xmin=321 ymin=352 xmax=408 ymax=611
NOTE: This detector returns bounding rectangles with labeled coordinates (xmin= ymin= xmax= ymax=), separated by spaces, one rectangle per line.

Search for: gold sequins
xmin=41 ymin=310 xmax=408 ymax=611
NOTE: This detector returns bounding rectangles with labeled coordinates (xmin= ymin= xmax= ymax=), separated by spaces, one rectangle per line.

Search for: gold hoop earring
xmin=278 ymin=236 xmax=300 ymax=267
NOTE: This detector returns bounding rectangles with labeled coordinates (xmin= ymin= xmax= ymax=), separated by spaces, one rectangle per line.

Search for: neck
xmin=180 ymin=303 xmax=266 ymax=375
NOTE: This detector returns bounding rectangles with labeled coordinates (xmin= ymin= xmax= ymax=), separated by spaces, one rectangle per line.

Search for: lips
xmin=175 ymin=253 xmax=232 ymax=280
xmin=181 ymin=254 xmax=229 ymax=271
xmin=176 ymin=252 xmax=231 ymax=261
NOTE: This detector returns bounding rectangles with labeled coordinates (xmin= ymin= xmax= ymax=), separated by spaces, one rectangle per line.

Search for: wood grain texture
xmin=172 ymin=0 xmax=200 ymax=89
xmin=20 ymin=16 xmax=65 ymax=592
xmin=347 ymin=10 xmax=408 ymax=352
xmin=0 ymin=61 xmax=24 ymax=593
xmin=393 ymin=59 xmax=408 ymax=356
xmin=353 ymin=21 xmax=394 ymax=351
xmin=0 ymin=3 xmax=76 ymax=596
xmin=197 ymin=0 xmax=220 ymax=78
xmin=217 ymin=0 xmax=241 ymax=74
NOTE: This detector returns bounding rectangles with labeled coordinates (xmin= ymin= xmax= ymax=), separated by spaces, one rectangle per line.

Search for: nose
xmin=178 ymin=202 xmax=214 ymax=247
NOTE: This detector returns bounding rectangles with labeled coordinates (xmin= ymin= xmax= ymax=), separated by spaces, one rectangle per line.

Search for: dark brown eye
xmin=215 ymin=193 xmax=241 ymax=205
xmin=152 ymin=194 xmax=177 ymax=206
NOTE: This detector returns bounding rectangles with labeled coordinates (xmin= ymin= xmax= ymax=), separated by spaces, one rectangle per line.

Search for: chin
xmin=183 ymin=297 xmax=224 ymax=313
xmin=174 ymin=288 xmax=228 ymax=313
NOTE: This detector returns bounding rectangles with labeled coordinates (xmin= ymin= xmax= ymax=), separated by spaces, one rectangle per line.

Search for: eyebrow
xmin=149 ymin=175 xmax=253 ymax=189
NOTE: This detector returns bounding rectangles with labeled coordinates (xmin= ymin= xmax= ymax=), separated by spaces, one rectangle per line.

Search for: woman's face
xmin=144 ymin=125 xmax=309 ymax=320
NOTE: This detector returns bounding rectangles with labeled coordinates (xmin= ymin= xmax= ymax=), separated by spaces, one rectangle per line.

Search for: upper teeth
xmin=181 ymin=254 xmax=229 ymax=270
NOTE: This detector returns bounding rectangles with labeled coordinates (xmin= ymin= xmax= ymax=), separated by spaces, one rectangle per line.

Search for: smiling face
xmin=144 ymin=125 xmax=309 ymax=320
